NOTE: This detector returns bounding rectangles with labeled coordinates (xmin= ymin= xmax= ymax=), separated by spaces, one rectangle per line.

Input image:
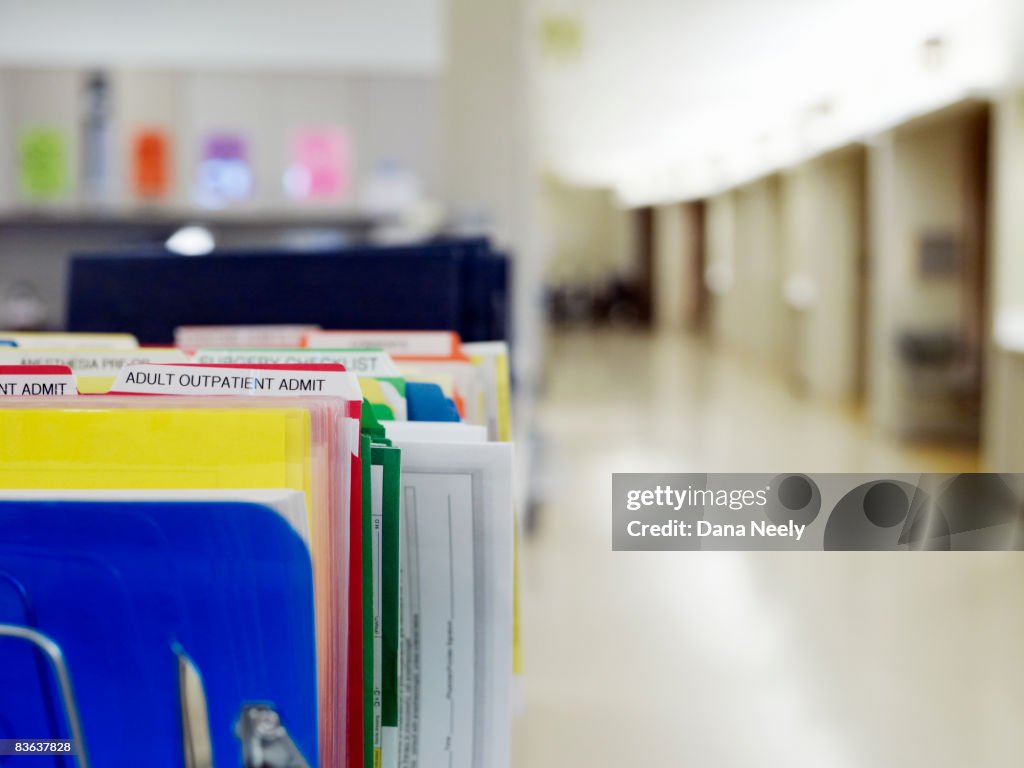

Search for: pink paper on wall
xmin=284 ymin=128 xmax=350 ymax=201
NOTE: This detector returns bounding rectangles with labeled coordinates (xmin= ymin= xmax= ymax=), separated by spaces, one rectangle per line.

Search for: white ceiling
xmin=0 ymin=0 xmax=445 ymax=73
xmin=533 ymin=0 xmax=1019 ymax=202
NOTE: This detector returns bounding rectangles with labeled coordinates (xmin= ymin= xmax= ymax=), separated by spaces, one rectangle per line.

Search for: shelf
xmin=0 ymin=208 xmax=386 ymax=231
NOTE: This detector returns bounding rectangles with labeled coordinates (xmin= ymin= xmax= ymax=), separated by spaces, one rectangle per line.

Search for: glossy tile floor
xmin=513 ymin=329 xmax=1023 ymax=768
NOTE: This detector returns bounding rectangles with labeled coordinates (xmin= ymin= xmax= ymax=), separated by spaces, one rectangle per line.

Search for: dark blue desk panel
xmin=67 ymin=244 xmax=469 ymax=345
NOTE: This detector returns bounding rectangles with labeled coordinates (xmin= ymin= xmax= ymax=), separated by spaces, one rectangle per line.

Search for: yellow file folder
xmin=0 ymin=406 xmax=310 ymax=500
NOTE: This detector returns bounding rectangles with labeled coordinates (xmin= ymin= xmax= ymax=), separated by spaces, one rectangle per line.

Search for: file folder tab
xmin=0 ymin=365 xmax=78 ymax=397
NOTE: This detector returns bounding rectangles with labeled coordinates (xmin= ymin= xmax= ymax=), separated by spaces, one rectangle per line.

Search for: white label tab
xmin=0 ymin=348 xmax=186 ymax=377
xmin=0 ymin=374 xmax=78 ymax=397
xmin=304 ymin=331 xmax=459 ymax=358
xmin=112 ymin=364 xmax=363 ymax=401
xmin=175 ymin=325 xmax=320 ymax=349
xmin=192 ymin=348 xmax=401 ymax=377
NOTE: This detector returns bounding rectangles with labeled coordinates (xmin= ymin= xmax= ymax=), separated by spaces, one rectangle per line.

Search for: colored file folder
xmin=104 ymin=363 xmax=364 ymax=768
xmin=0 ymin=405 xmax=311 ymax=493
xmin=405 ymin=381 xmax=461 ymax=422
xmin=0 ymin=494 xmax=318 ymax=767
xmin=360 ymin=404 xmax=402 ymax=768
xmin=0 ymin=399 xmax=353 ymax=768
xmin=372 ymin=442 xmax=401 ymax=768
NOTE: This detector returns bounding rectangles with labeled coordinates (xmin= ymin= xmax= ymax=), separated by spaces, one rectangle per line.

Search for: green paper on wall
xmin=20 ymin=128 xmax=69 ymax=199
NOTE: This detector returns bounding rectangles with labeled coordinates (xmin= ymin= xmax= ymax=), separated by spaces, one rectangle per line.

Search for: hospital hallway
xmin=513 ymin=329 xmax=1024 ymax=768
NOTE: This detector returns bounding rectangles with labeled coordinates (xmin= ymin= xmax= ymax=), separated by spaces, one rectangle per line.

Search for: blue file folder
xmin=405 ymin=381 xmax=461 ymax=423
xmin=0 ymin=499 xmax=318 ymax=768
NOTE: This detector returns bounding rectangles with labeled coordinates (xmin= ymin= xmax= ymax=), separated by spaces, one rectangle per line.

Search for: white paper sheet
xmin=391 ymin=441 xmax=514 ymax=768
xmin=384 ymin=422 xmax=487 ymax=444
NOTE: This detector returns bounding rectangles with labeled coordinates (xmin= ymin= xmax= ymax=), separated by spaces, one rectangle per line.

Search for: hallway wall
xmin=869 ymin=102 xmax=989 ymax=439
xmin=778 ymin=147 xmax=866 ymax=401
xmin=652 ymin=203 xmax=688 ymax=331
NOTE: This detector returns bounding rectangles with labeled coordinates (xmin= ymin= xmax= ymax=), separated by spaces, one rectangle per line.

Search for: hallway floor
xmin=512 ymin=329 xmax=1022 ymax=768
